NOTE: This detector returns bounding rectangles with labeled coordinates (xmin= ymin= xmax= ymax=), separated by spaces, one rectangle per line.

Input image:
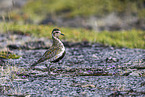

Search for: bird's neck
xmin=52 ymin=35 xmax=64 ymax=47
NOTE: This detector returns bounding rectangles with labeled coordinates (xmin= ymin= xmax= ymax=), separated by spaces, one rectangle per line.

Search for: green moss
xmin=0 ymin=22 xmax=145 ymax=49
xmin=0 ymin=51 xmax=21 ymax=59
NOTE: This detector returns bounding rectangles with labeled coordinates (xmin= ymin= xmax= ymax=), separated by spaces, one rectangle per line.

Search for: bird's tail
xmin=30 ymin=61 xmax=39 ymax=69
xmin=30 ymin=58 xmax=45 ymax=69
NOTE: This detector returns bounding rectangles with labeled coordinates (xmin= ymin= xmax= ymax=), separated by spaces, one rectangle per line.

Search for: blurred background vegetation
xmin=0 ymin=0 xmax=145 ymax=48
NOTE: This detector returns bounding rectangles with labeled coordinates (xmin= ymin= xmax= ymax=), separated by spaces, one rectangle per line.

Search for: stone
xmin=129 ymin=72 xmax=140 ymax=77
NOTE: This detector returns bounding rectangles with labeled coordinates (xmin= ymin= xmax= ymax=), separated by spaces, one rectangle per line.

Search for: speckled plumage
xmin=30 ymin=28 xmax=65 ymax=69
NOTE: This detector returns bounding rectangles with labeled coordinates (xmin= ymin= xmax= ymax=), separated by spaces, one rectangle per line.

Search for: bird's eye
xmin=55 ymin=32 xmax=59 ymax=33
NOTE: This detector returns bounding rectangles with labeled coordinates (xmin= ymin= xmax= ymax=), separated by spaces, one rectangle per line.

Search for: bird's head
xmin=52 ymin=28 xmax=64 ymax=38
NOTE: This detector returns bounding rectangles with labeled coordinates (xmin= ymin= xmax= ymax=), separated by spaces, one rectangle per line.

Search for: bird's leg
xmin=58 ymin=58 xmax=65 ymax=69
xmin=45 ymin=63 xmax=56 ymax=80
xmin=45 ymin=63 xmax=52 ymax=76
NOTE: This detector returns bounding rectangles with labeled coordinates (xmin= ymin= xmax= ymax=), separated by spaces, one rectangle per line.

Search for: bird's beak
xmin=61 ymin=33 xmax=64 ymax=36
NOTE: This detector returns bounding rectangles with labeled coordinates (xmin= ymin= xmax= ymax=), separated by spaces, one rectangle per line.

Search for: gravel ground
xmin=0 ymin=33 xmax=145 ymax=96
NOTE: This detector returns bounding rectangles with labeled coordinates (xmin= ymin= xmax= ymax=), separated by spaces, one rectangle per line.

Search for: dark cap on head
xmin=52 ymin=28 xmax=64 ymax=36
xmin=52 ymin=28 xmax=61 ymax=34
xmin=52 ymin=28 xmax=60 ymax=32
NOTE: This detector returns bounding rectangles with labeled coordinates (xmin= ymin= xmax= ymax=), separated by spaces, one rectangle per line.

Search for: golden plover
xmin=30 ymin=28 xmax=65 ymax=74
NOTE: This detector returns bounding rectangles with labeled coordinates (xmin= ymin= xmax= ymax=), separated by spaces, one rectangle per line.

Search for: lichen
xmin=0 ymin=51 xmax=21 ymax=59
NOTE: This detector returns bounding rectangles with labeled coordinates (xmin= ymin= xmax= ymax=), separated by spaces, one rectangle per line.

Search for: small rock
xmin=34 ymin=66 xmax=47 ymax=71
xmin=106 ymin=57 xmax=119 ymax=63
xmin=129 ymin=72 xmax=140 ymax=77
xmin=121 ymin=69 xmax=133 ymax=76
xmin=122 ymin=71 xmax=131 ymax=76
xmin=14 ymin=78 xmax=29 ymax=82
xmin=81 ymin=84 xmax=95 ymax=88
xmin=35 ymin=65 xmax=47 ymax=69
xmin=7 ymin=44 xmax=25 ymax=50
xmin=80 ymin=92 xmax=87 ymax=97
xmin=35 ymin=72 xmax=48 ymax=77
xmin=6 ymin=94 xmax=30 ymax=97
xmin=92 ymin=54 xmax=98 ymax=58
xmin=107 ymin=91 xmax=123 ymax=97
xmin=141 ymin=81 xmax=145 ymax=86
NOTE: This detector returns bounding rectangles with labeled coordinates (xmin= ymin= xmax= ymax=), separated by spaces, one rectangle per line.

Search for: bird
xmin=30 ymin=28 xmax=65 ymax=75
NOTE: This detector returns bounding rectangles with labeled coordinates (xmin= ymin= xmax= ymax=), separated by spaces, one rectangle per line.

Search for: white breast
xmin=50 ymin=37 xmax=65 ymax=61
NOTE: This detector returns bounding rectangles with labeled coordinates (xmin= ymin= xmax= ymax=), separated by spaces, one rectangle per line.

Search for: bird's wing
xmin=30 ymin=46 xmax=61 ymax=67
xmin=36 ymin=46 xmax=60 ymax=63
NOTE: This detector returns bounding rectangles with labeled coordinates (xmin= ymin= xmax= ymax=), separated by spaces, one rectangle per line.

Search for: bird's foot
xmin=47 ymin=73 xmax=55 ymax=80
xmin=47 ymin=72 xmax=60 ymax=80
